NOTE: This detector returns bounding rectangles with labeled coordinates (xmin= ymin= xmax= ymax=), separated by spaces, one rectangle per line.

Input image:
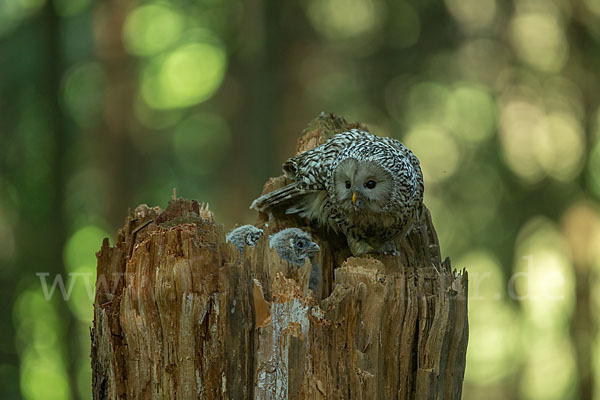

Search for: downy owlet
xmin=269 ymin=228 xmax=322 ymax=294
xmin=269 ymin=228 xmax=320 ymax=267
xmin=226 ymin=224 xmax=264 ymax=253
xmin=251 ymin=129 xmax=424 ymax=256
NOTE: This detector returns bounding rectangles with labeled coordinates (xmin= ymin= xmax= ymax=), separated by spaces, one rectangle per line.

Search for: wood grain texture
xmin=91 ymin=114 xmax=468 ymax=399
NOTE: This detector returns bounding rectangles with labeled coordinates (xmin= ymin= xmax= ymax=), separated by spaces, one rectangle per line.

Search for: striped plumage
xmin=251 ymin=129 xmax=424 ymax=256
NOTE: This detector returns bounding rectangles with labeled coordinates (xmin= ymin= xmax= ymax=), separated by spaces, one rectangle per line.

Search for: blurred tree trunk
xmin=94 ymin=0 xmax=137 ymax=228
xmin=91 ymin=115 xmax=469 ymax=399
xmin=42 ymin=3 xmax=80 ymax=399
xmin=567 ymin=3 xmax=600 ymax=399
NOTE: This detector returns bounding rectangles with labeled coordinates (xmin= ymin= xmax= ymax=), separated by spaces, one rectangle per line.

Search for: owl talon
xmin=381 ymin=242 xmax=397 ymax=256
xmin=348 ymin=239 xmax=375 ymax=256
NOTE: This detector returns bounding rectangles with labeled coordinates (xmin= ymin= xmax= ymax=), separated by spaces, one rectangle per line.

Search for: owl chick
xmin=251 ymin=129 xmax=424 ymax=256
xmin=269 ymin=228 xmax=320 ymax=268
xmin=226 ymin=224 xmax=264 ymax=253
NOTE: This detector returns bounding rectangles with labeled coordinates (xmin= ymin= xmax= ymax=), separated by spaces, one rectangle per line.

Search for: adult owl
xmin=251 ymin=129 xmax=424 ymax=256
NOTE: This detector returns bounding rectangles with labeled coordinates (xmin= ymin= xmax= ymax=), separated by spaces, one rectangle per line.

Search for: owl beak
xmin=352 ymin=192 xmax=362 ymax=212
xmin=309 ymin=242 xmax=320 ymax=256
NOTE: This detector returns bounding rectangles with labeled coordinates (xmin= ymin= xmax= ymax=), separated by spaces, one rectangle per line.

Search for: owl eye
xmin=296 ymin=240 xmax=305 ymax=249
xmin=365 ymin=180 xmax=377 ymax=189
xmin=345 ymin=181 xmax=351 ymax=189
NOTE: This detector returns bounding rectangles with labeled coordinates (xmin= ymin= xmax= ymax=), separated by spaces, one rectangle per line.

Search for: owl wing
xmin=250 ymin=130 xmax=371 ymax=217
xmin=250 ymin=146 xmax=330 ymax=214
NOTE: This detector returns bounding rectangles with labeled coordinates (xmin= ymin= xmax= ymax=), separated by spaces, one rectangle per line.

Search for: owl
xmin=251 ymin=129 xmax=424 ymax=256
xmin=269 ymin=228 xmax=320 ymax=268
xmin=226 ymin=224 xmax=264 ymax=253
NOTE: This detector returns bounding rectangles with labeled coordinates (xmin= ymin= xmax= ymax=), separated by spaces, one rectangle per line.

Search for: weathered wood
xmin=91 ymin=114 xmax=468 ymax=399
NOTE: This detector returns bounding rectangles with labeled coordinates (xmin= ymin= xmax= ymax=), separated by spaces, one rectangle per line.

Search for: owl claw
xmin=381 ymin=242 xmax=398 ymax=256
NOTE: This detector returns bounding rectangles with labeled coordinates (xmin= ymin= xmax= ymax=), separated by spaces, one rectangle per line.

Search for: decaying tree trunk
xmin=91 ymin=114 xmax=469 ymax=399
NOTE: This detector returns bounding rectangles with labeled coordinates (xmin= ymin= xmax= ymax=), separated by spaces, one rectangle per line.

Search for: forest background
xmin=1 ymin=0 xmax=600 ymax=398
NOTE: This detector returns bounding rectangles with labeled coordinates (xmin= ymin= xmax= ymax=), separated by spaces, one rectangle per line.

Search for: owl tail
xmin=249 ymin=182 xmax=307 ymax=213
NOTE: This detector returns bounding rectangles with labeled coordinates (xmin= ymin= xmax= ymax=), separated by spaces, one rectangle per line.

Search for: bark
xmin=91 ymin=114 xmax=469 ymax=399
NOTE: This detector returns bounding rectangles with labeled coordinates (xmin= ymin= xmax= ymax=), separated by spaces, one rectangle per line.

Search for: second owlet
xmin=251 ymin=129 xmax=424 ymax=256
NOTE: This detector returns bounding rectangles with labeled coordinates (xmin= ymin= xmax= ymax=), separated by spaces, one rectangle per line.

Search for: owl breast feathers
xmin=250 ymin=129 xmax=424 ymax=256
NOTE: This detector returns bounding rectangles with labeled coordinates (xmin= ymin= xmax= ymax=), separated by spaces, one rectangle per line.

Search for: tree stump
xmin=91 ymin=114 xmax=468 ymax=399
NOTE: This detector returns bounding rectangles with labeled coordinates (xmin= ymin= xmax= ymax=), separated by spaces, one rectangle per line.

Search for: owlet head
xmin=270 ymin=228 xmax=320 ymax=266
xmin=333 ymin=157 xmax=394 ymax=214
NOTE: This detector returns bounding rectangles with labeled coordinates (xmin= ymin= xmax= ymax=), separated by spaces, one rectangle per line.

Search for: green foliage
xmin=1 ymin=0 xmax=600 ymax=399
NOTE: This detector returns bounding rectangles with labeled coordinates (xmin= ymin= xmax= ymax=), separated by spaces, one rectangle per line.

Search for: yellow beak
xmin=352 ymin=192 xmax=357 ymax=206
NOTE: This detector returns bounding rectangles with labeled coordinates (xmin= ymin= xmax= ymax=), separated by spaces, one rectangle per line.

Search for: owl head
xmin=332 ymin=145 xmax=396 ymax=214
xmin=269 ymin=228 xmax=320 ymax=266
xmin=245 ymin=228 xmax=264 ymax=246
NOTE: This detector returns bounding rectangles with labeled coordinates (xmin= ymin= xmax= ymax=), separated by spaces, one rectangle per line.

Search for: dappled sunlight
xmin=1 ymin=0 xmax=599 ymax=397
xmin=14 ymin=290 xmax=70 ymax=400
xmin=0 ymin=0 xmax=45 ymax=38
xmin=512 ymin=218 xmax=577 ymax=399
xmin=510 ymin=11 xmax=568 ymax=73
xmin=141 ymin=40 xmax=227 ymax=109
xmin=462 ymin=251 xmax=521 ymax=384
xmin=404 ymin=125 xmax=460 ymax=184
xmin=123 ymin=2 xmax=185 ymax=57
xmin=513 ymin=218 xmax=574 ymax=330
xmin=519 ymin=336 xmax=576 ymax=400
xmin=60 ymin=62 xmax=106 ymax=129
xmin=306 ymin=0 xmax=383 ymax=41
xmin=445 ymin=84 xmax=496 ymax=144
xmin=64 ymin=225 xmax=109 ymax=321
xmin=457 ymin=39 xmax=508 ymax=84
xmin=406 ymin=82 xmax=450 ymax=127
xmin=451 ymin=166 xmax=503 ymax=234
xmin=589 ymin=141 xmax=600 ymax=198
xmin=583 ymin=0 xmax=600 ymax=16
xmin=499 ymin=95 xmax=585 ymax=183
xmin=444 ymin=0 xmax=496 ymax=33
xmin=561 ymin=203 xmax=600 ymax=268
xmin=536 ymin=112 xmax=585 ymax=181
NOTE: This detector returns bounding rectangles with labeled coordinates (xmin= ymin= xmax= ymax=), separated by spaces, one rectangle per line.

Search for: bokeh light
xmin=588 ymin=141 xmax=600 ymax=198
xmin=510 ymin=12 xmax=568 ymax=73
xmin=513 ymin=217 xmax=574 ymax=328
xmin=404 ymin=125 xmax=460 ymax=184
xmin=519 ymin=335 xmax=576 ymax=400
xmin=173 ymin=113 xmax=231 ymax=175
xmin=14 ymin=289 xmax=70 ymax=400
xmin=462 ymin=251 xmax=521 ymax=384
xmin=445 ymin=84 xmax=496 ymax=144
xmin=60 ymin=62 xmax=106 ymax=128
xmin=306 ymin=0 xmax=383 ymax=41
xmin=123 ymin=2 xmax=184 ymax=57
xmin=499 ymin=93 xmax=585 ymax=183
xmin=2 ymin=0 xmax=600 ymax=398
xmin=513 ymin=217 xmax=576 ymax=399
xmin=64 ymin=225 xmax=109 ymax=321
xmin=0 ymin=0 xmax=45 ymax=38
xmin=444 ymin=0 xmax=496 ymax=33
xmin=406 ymin=82 xmax=450 ymax=126
xmin=141 ymin=40 xmax=227 ymax=109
